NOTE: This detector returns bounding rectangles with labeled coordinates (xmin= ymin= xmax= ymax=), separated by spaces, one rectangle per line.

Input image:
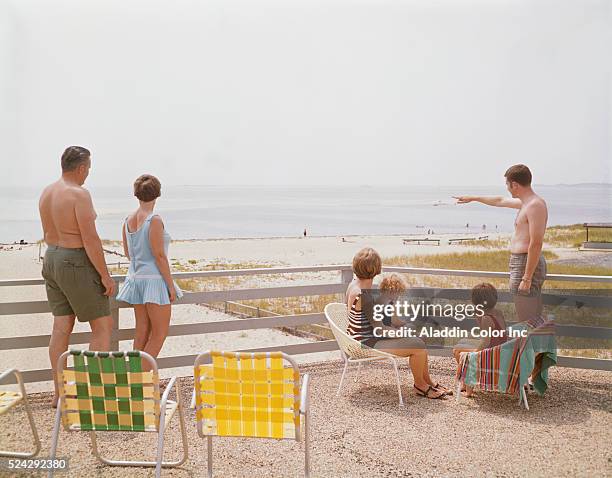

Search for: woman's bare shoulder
xmin=126 ymin=212 xmax=138 ymax=230
xmin=149 ymin=214 xmax=165 ymax=228
xmin=346 ymin=283 xmax=362 ymax=305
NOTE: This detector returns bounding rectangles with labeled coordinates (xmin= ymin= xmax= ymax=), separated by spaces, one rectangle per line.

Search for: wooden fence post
xmin=339 ymin=268 xmax=353 ymax=300
xmin=110 ymin=304 xmax=120 ymax=351
xmin=340 ymin=268 xmax=353 ymax=286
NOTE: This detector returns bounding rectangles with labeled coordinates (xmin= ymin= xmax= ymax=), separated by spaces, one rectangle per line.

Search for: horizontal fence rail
xmin=1 ymin=265 xmax=611 ymax=384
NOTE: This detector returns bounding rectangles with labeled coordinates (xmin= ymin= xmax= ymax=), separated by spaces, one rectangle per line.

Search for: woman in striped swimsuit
xmin=346 ymin=247 xmax=447 ymax=399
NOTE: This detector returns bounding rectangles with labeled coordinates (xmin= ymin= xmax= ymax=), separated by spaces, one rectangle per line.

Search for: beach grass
xmin=383 ymin=249 xmax=611 ymax=290
xmin=173 ymin=261 xmax=274 ymax=293
xmin=457 ymin=237 xmax=511 ymax=248
xmin=451 ymin=224 xmax=611 ymax=249
xmin=101 ymin=239 xmax=122 ymax=247
xmin=385 ymin=249 xmax=557 ymax=271
xmin=545 ymin=223 xmax=612 ymax=247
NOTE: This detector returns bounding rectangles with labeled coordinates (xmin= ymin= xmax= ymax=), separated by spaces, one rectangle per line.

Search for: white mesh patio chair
xmin=0 ymin=368 xmax=41 ymax=458
xmin=324 ymin=303 xmax=404 ymax=407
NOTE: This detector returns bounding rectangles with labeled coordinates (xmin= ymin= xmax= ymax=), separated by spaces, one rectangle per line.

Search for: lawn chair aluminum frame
xmin=0 ymin=368 xmax=41 ymax=458
xmin=48 ymin=350 xmax=188 ymax=478
xmin=324 ymin=303 xmax=404 ymax=407
xmin=193 ymin=350 xmax=311 ymax=478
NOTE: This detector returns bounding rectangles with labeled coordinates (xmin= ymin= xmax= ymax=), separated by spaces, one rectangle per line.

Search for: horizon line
xmin=63 ymin=181 xmax=612 ymax=188
xmin=6 ymin=182 xmax=612 ymax=189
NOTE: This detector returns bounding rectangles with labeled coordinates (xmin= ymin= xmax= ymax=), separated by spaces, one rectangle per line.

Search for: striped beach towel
xmin=457 ymin=317 xmax=556 ymax=395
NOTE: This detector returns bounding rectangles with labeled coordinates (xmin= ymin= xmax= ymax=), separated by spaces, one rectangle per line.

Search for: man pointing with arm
xmin=454 ymin=164 xmax=548 ymax=322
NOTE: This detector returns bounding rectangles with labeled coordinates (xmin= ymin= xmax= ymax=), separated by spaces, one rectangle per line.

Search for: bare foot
xmin=51 ymin=396 xmax=59 ymax=408
xmin=464 ymin=385 xmax=476 ymax=398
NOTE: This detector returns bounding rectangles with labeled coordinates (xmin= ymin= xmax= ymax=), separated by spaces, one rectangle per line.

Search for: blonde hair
xmin=352 ymin=247 xmax=382 ymax=279
xmin=379 ymin=273 xmax=408 ymax=293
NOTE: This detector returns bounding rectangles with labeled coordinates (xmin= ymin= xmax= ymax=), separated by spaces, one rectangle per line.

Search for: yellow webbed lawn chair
xmin=194 ymin=351 xmax=311 ymax=478
xmin=0 ymin=369 xmax=40 ymax=458
xmin=48 ymin=350 xmax=188 ymax=478
xmin=324 ymin=303 xmax=405 ymax=407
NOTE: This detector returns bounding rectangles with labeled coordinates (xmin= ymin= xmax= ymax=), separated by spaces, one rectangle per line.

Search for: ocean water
xmin=0 ymin=184 xmax=610 ymax=243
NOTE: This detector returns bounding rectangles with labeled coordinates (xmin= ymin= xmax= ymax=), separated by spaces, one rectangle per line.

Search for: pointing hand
xmin=453 ymin=196 xmax=473 ymax=204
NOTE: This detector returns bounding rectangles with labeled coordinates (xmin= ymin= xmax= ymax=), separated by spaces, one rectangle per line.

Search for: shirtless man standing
xmin=39 ymin=146 xmax=116 ymax=406
xmin=453 ymin=164 xmax=548 ymax=322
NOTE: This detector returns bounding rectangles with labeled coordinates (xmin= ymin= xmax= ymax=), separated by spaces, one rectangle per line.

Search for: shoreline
xmin=0 ymin=220 xmax=598 ymax=245
xmin=172 ymin=231 xmax=497 ymax=243
xmin=3 ymin=231 xmax=504 ymax=245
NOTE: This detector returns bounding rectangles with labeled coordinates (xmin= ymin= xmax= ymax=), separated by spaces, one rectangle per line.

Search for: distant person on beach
xmin=39 ymin=146 xmax=116 ymax=407
xmin=345 ymin=248 xmax=449 ymax=399
xmin=303 ymin=228 xmax=307 ymax=238
xmin=116 ymin=175 xmax=183 ymax=360
xmin=453 ymin=283 xmax=507 ymax=397
xmin=454 ymin=164 xmax=548 ymax=322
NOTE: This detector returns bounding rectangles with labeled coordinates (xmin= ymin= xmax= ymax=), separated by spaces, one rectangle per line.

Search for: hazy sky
xmin=1 ymin=0 xmax=610 ymax=187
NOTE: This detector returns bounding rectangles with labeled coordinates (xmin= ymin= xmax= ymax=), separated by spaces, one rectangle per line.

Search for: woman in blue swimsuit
xmin=116 ymin=175 xmax=183 ymax=358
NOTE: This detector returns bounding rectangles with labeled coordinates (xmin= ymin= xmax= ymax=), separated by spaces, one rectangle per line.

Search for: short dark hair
xmin=504 ymin=164 xmax=532 ymax=186
xmin=61 ymin=146 xmax=90 ymax=172
xmin=133 ymin=174 xmax=161 ymax=202
xmin=471 ymin=282 xmax=498 ymax=310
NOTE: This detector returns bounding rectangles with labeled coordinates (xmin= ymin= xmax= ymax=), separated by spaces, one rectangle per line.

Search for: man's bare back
xmin=510 ymin=194 xmax=548 ymax=254
xmin=41 ymin=145 xmax=115 ymax=408
xmin=39 ymin=179 xmax=95 ymax=248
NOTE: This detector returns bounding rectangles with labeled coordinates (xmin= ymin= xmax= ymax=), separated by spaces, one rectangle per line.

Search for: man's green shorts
xmin=42 ymin=245 xmax=110 ymax=322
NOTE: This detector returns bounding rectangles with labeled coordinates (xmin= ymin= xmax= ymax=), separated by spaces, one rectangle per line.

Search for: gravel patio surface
xmin=1 ymin=356 xmax=611 ymax=477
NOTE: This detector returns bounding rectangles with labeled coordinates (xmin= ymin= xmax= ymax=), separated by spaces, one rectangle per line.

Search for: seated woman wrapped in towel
xmin=453 ymin=282 xmax=507 ymax=396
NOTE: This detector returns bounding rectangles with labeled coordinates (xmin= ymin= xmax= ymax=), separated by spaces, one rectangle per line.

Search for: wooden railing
xmin=1 ymin=265 xmax=610 ymax=383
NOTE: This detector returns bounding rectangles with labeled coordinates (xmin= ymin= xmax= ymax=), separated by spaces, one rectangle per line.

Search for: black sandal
xmin=433 ymin=382 xmax=453 ymax=396
xmin=414 ymin=385 xmax=446 ymax=399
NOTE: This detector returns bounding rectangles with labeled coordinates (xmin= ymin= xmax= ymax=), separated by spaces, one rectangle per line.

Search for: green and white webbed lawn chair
xmin=49 ymin=350 xmax=188 ymax=478
xmin=194 ymin=350 xmax=311 ymax=478
xmin=0 ymin=368 xmax=41 ymax=458
xmin=324 ymin=303 xmax=404 ymax=407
